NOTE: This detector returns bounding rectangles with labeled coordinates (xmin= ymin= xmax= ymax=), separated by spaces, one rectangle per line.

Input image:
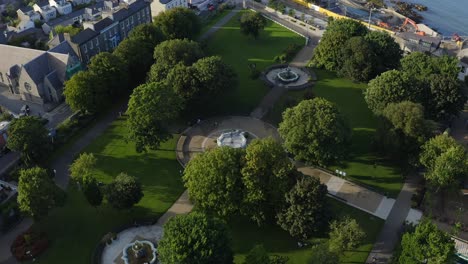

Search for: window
xmin=95 ymin=38 xmax=99 ymax=46
xmin=89 ymin=40 xmax=93 ymax=49
xmin=83 ymin=44 xmax=87 ymax=53
xmin=24 ymin=82 xmax=31 ymax=91
xmin=0 ymin=72 xmax=3 ymax=83
xmin=126 ymin=19 xmax=129 ymax=26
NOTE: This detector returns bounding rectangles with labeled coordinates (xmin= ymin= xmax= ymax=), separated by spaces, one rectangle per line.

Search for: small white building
xmin=34 ymin=1 xmax=57 ymax=22
xmin=49 ymin=0 xmax=72 ymax=15
xmin=17 ymin=6 xmax=41 ymax=22
xmin=150 ymin=0 xmax=188 ymax=17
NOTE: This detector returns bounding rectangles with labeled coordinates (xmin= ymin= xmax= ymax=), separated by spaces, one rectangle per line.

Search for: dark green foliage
xmin=126 ymin=82 xmax=183 ymax=152
xmin=105 ymin=173 xmax=143 ymax=210
xmin=364 ymin=70 xmax=419 ymax=115
xmin=87 ymin=52 xmax=129 ymax=97
xmin=308 ymin=243 xmax=339 ymax=264
xmin=338 ymin=36 xmax=376 ymax=81
xmin=240 ymin=12 xmax=267 ymax=39
xmin=183 ymin=147 xmax=245 ymax=217
xmin=364 ymin=30 xmax=402 ymax=72
xmin=82 ymin=174 xmax=102 ymax=207
xmin=128 ymin=23 xmax=165 ymax=47
xmin=242 ymin=138 xmax=298 ymax=224
xmin=243 ymin=244 xmax=270 ymax=264
xmin=277 ymin=175 xmax=329 ymax=239
xmin=7 ymin=116 xmax=50 ymax=165
xmin=312 ymin=19 xmax=368 ymax=71
xmin=274 ymin=43 xmax=302 ymax=63
xmin=153 ymin=7 xmax=201 ymax=40
xmin=158 ymin=212 xmax=233 ymax=264
xmin=399 ymin=220 xmax=455 ymax=264
xmin=278 ymin=98 xmax=351 ymax=166
xmin=148 ymin=39 xmax=204 ymax=82
xmin=17 ymin=167 xmax=64 ymax=221
xmin=427 ymin=74 xmax=466 ymax=121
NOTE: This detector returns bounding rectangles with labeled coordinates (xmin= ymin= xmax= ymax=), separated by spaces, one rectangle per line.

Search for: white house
xmin=34 ymin=1 xmax=57 ymax=22
xmin=49 ymin=0 xmax=72 ymax=15
xmin=150 ymin=0 xmax=187 ymax=17
xmin=17 ymin=6 xmax=41 ymax=22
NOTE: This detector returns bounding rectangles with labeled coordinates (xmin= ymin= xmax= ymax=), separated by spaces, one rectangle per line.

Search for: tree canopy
xmin=17 ymin=167 xmax=65 ymax=220
xmin=277 ymin=175 xmax=329 ymax=239
xmin=328 ymin=217 xmax=365 ymax=254
xmin=419 ymin=134 xmax=468 ymax=189
xmin=128 ymin=23 xmax=165 ymax=47
xmin=87 ymin=52 xmax=129 ymax=96
xmin=113 ymin=38 xmax=155 ymax=84
xmin=427 ymin=74 xmax=466 ymax=121
xmin=338 ymin=36 xmax=376 ymax=81
xmin=278 ymin=98 xmax=351 ymax=166
xmin=64 ymin=70 xmax=103 ymax=113
xmin=158 ymin=212 xmax=233 ymax=264
xmin=240 ymin=12 xmax=267 ymax=39
xmin=126 ymin=82 xmax=184 ymax=152
xmin=309 ymin=243 xmax=339 ymax=264
xmin=82 ymin=174 xmax=103 ymax=207
xmin=242 ymin=138 xmax=298 ymax=224
xmin=105 ymin=173 xmax=143 ymax=210
xmin=7 ymin=116 xmax=50 ymax=165
xmin=69 ymin=153 xmax=97 ymax=183
xmin=153 ymin=7 xmax=201 ymax=40
xmin=399 ymin=220 xmax=455 ymax=264
xmin=183 ymin=147 xmax=245 ymax=217
xmin=364 ymin=30 xmax=402 ymax=71
xmin=148 ymin=39 xmax=204 ymax=82
xmin=312 ymin=19 xmax=368 ymax=71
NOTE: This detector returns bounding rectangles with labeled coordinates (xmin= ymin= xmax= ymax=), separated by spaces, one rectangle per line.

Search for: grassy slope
xmin=35 ymin=119 xmax=184 ymax=264
xmin=231 ymin=198 xmax=384 ymax=264
xmin=205 ymin=11 xmax=304 ymax=115
xmin=266 ymin=69 xmax=403 ymax=197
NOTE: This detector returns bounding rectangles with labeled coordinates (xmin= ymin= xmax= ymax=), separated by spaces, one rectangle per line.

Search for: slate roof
xmin=110 ymin=0 xmax=148 ymax=21
xmin=159 ymin=0 xmax=172 ymax=5
xmin=461 ymin=56 xmax=468 ymax=65
xmin=92 ymin=17 xmax=114 ymax=32
xmin=71 ymin=28 xmax=98 ymax=44
xmin=36 ymin=0 xmax=50 ymax=8
xmin=45 ymin=70 xmax=62 ymax=89
xmin=23 ymin=54 xmax=51 ymax=85
xmin=19 ymin=6 xmax=34 ymax=13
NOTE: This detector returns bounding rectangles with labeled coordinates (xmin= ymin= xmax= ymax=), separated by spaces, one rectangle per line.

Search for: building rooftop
xmin=19 ymin=6 xmax=34 ymax=13
xmin=71 ymin=28 xmax=99 ymax=44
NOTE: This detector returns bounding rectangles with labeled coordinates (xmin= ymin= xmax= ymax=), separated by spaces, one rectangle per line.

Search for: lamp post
xmin=368 ymin=8 xmax=377 ymax=29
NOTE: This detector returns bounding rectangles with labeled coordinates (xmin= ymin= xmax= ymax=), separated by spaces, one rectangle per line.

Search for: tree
xmin=113 ymin=38 xmax=155 ymax=84
xmin=239 ymin=12 xmax=267 ymax=39
xmin=126 ymin=82 xmax=184 ymax=152
xmin=401 ymin=52 xmax=460 ymax=80
xmin=69 ymin=153 xmax=97 ymax=183
xmin=158 ymin=212 xmax=233 ymax=264
xmin=7 ymin=116 xmax=50 ymax=165
xmin=364 ymin=30 xmax=402 ymax=72
xmin=128 ymin=23 xmax=165 ymax=47
xmin=82 ymin=174 xmax=102 ymax=207
xmin=277 ymin=175 xmax=329 ymax=239
xmin=382 ymin=101 xmax=428 ymax=140
xmin=309 ymin=243 xmax=339 ymax=264
xmin=328 ymin=217 xmax=365 ymax=254
xmin=105 ymin=173 xmax=143 ymax=210
xmin=165 ymin=63 xmax=201 ymax=101
xmin=148 ymin=39 xmax=204 ymax=82
xmin=399 ymin=220 xmax=455 ymax=264
xmin=427 ymin=74 xmax=466 ymax=121
xmin=364 ymin=70 xmax=420 ymax=115
xmin=241 ymin=138 xmax=298 ymax=224
xmin=87 ymin=52 xmax=129 ymax=97
xmin=64 ymin=71 xmax=103 ymax=113
xmin=192 ymin=56 xmax=237 ymax=102
xmin=338 ymin=36 xmax=377 ymax=81
xmin=17 ymin=167 xmax=64 ymax=220
xmin=153 ymin=7 xmax=201 ymax=40
xmin=419 ymin=134 xmax=468 ymax=190
xmin=376 ymin=101 xmax=432 ymax=165
xmin=183 ymin=147 xmax=245 ymax=218
xmin=278 ymin=98 xmax=351 ymax=166
xmin=312 ymin=19 xmax=368 ymax=71
xmin=243 ymin=245 xmax=270 ymax=264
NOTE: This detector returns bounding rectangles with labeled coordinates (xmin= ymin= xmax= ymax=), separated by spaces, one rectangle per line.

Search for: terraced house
xmin=49 ymin=0 xmax=152 ymax=64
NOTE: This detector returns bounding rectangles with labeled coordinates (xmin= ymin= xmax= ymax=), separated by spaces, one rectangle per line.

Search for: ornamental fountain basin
xmin=121 ymin=240 xmax=157 ymax=264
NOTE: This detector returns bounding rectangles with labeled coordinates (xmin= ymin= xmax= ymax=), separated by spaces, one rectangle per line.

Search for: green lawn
xmin=199 ymin=9 xmax=232 ymax=37
xmin=230 ymin=198 xmax=384 ymax=263
xmin=204 ymin=11 xmax=304 ymax=115
xmin=266 ymin=69 xmax=403 ymax=197
xmin=34 ymin=118 xmax=184 ymax=264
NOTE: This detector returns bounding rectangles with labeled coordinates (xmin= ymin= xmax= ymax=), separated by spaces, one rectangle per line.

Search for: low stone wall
xmin=261 ymin=64 xmax=315 ymax=90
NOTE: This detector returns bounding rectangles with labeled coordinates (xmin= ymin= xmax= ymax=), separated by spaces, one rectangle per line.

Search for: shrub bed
xmin=11 ymin=229 xmax=49 ymax=261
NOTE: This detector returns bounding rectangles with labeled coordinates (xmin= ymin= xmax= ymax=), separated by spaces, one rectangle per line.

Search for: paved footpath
xmin=366 ymin=175 xmax=420 ymax=263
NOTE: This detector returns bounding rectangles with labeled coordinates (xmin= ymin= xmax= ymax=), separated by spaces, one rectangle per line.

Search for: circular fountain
xmin=217 ymin=130 xmax=247 ymax=148
xmin=121 ymin=240 xmax=157 ymax=264
xmin=277 ymin=67 xmax=300 ymax=83
xmin=264 ymin=65 xmax=312 ymax=89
